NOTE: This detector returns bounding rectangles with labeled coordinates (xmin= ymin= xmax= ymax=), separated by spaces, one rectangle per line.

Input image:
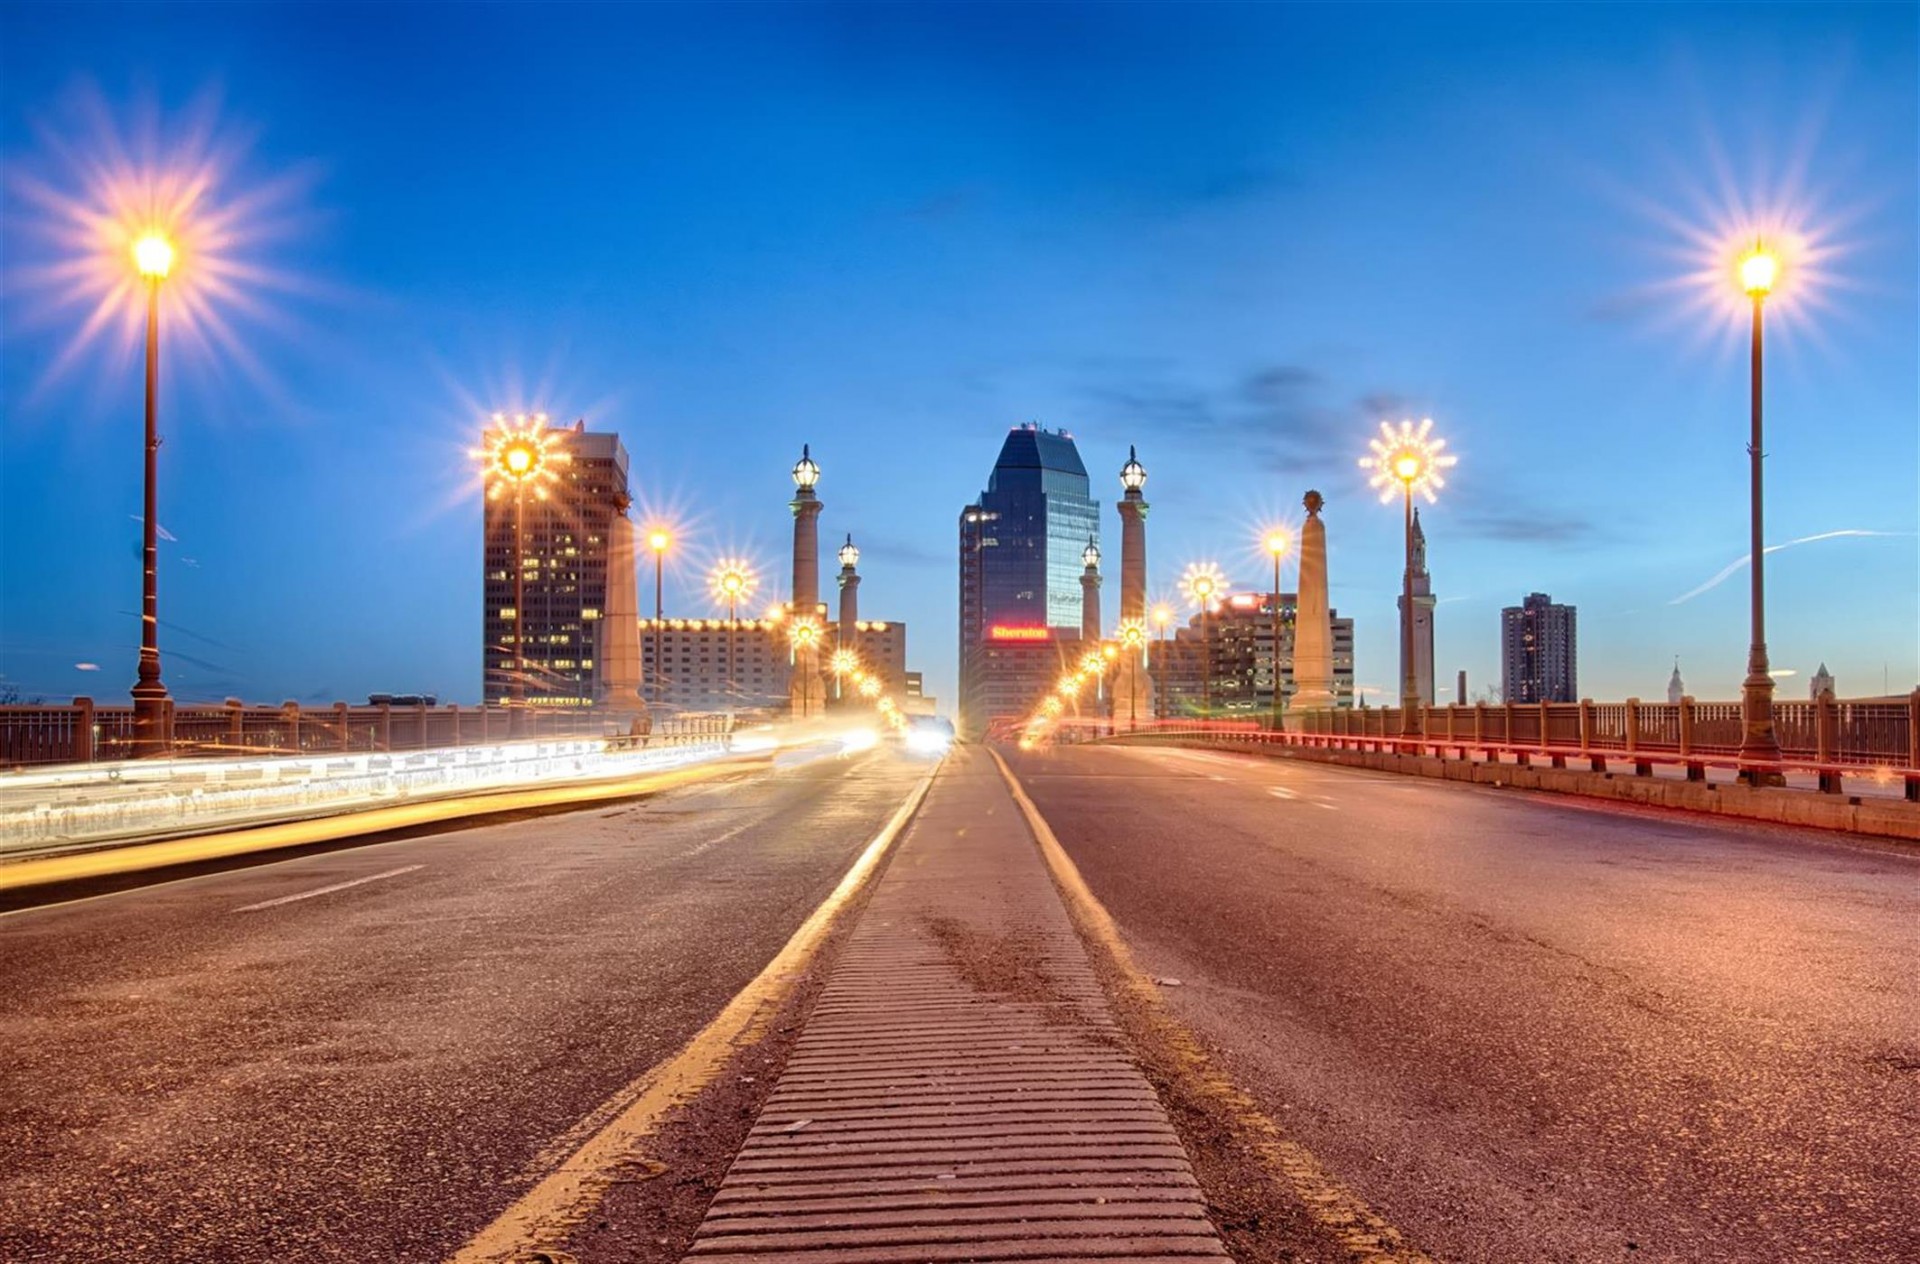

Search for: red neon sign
xmin=988 ymin=625 xmax=1051 ymax=641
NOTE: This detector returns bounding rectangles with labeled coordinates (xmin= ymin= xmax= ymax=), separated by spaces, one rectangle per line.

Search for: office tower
xmin=1501 ymin=592 xmax=1578 ymax=703
xmin=958 ymin=424 xmax=1100 ymax=737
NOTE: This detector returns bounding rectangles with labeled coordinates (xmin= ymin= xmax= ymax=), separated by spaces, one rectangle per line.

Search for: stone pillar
xmin=837 ymin=534 xmax=860 ymax=645
xmin=1116 ymin=446 xmax=1152 ymax=720
xmin=1080 ymin=541 xmax=1102 ymax=642
xmin=597 ymin=508 xmax=647 ymax=725
xmin=788 ymin=445 xmax=826 ymax=718
xmin=1290 ymin=490 xmax=1335 ymax=723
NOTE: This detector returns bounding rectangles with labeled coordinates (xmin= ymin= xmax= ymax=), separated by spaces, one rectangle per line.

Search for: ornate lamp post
xmin=1737 ymin=244 xmax=1784 ymax=784
xmin=1180 ymin=564 xmax=1227 ymax=721
xmin=129 ymin=232 xmax=175 ymax=756
xmin=1361 ymin=418 xmax=1455 ymax=739
xmin=646 ymin=527 xmax=671 ymax=709
xmin=709 ymin=559 xmax=756 ymax=723
xmin=1264 ymin=529 xmax=1293 ymax=732
xmin=480 ymin=413 xmax=566 ymax=736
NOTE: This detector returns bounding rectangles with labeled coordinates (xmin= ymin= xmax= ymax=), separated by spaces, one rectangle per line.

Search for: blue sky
xmin=2 ymin=2 xmax=1915 ymax=711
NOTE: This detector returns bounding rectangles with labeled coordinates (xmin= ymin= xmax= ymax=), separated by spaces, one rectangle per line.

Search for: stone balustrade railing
xmin=1146 ymin=690 xmax=1920 ymax=801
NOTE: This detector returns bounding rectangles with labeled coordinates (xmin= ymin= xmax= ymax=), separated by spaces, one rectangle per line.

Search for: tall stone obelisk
xmin=1290 ymin=489 xmax=1335 ymax=722
xmin=788 ymin=445 xmax=826 ymax=718
xmin=1116 ymin=446 xmax=1152 ymax=723
xmin=597 ymin=503 xmax=647 ymax=728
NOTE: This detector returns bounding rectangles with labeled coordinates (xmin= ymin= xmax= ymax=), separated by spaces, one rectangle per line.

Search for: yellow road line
xmin=0 ymin=758 xmax=761 ymax=894
xmin=446 ymin=766 xmax=937 ymax=1264
xmin=990 ymin=747 xmax=1434 ymax=1264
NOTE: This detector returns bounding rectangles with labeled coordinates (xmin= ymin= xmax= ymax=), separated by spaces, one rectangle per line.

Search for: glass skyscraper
xmin=958 ymin=424 xmax=1100 ymax=737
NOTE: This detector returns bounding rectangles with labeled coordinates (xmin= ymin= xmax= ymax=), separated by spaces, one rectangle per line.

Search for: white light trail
xmin=1668 ymin=530 xmax=1908 ymax=604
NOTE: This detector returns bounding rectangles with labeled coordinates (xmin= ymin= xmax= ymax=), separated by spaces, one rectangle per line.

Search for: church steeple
xmin=1410 ymin=507 xmax=1428 ymax=576
xmin=1667 ymin=658 xmax=1685 ymax=705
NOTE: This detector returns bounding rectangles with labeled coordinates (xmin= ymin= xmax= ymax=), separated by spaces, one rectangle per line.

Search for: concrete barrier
xmin=0 ymin=737 xmax=731 ymax=857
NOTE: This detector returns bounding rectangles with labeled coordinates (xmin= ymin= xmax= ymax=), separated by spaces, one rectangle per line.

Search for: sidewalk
xmin=681 ymin=747 xmax=1228 ymax=1262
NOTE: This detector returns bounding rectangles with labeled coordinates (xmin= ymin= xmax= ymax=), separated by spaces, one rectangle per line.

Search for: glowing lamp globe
xmin=791 ymin=444 xmax=821 ymax=490
xmin=1740 ymin=247 xmax=1778 ymax=297
xmin=647 ymin=528 xmax=671 ymax=553
xmin=1119 ymin=445 xmax=1147 ymax=491
xmin=133 ymin=233 xmax=175 ymax=280
xmin=1082 ymin=539 xmax=1101 ymax=568
xmin=838 ymin=534 xmax=859 ymax=568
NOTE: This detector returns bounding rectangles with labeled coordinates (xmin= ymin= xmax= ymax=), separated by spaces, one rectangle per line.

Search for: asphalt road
xmin=1004 ymin=742 xmax=1919 ymax=1263
xmin=0 ymin=747 xmax=926 ymax=1264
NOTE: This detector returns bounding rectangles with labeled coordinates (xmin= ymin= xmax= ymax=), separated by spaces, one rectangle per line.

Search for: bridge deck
xmin=682 ymin=747 xmax=1226 ymax=1262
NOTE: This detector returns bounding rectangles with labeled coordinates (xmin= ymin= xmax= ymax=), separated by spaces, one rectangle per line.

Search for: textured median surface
xmin=683 ymin=747 xmax=1226 ymax=1262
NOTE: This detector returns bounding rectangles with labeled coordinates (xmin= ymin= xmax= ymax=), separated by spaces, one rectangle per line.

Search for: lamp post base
xmin=1737 ymin=664 xmax=1784 ymax=787
xmin=131 ymin=681 xmax=170 ymax=758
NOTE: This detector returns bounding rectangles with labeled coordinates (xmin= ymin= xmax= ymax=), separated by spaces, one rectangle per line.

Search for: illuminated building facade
xmin=958 ymin=425 xmax=1101 ymax=738
xmin=1501 ymin=592 xmax=1578 ymax=703
xmin=482 ymin=421 xmax=631 ymax=706
xmin=639 ymin=615 xmax=908 ymax=717
xmin=1151 ymin=592 xmax=1355 ymax=717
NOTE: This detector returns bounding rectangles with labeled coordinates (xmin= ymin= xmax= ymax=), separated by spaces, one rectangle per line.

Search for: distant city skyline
xmin=2 ymin=4 xmax=1914 ymax=715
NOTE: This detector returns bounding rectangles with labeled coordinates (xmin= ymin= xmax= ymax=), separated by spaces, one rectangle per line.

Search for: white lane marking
xmin=1268 ymin=786 xmax=1299 ymax=800
xmin=1316 ymin=801 xmax=1339 ymax=811
xmin=234 ymin=865 xmax=423 ymax=912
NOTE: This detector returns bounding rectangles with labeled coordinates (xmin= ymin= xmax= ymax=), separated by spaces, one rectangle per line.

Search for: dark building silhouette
xmin=1501 ymin=592 xmax=1578 ymax=703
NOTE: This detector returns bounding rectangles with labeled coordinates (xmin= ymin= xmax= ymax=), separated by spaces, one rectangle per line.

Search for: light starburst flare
xmin=708 ymin=559 xmax=758 ymax=610
xmin=1179 ymin=562 xmax=1228 ymax=611
xmin=1359 ymin=417 xmax=1457 ymax=504
xmin=8 ymin=88 xmax=321 ymax=397
xmin=474 ymin=413 xmax=569 ymax=501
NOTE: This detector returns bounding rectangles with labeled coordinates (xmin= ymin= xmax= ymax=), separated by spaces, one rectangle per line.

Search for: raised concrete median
xmin=681 ymin=746 xmax=1227 ymax=1262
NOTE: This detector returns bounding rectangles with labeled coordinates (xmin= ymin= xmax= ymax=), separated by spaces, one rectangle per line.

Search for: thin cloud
xmin=1456 ymin=508 xmax=1603 ymax=545
xmin=1082 ymin=363 xmax=1405 ymax=486
xmin=1669 ymin=529 xmax=1910 ymax=604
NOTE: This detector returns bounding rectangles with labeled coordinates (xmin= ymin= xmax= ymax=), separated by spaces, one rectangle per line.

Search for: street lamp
xmin=1180 ymin=563 xmax=1227 ymax=720
xmin=1737 ymin=242 xmax=1783 ymax=784
xmin=646 ymin=527 xmax=671 ymax=710
xmin=790 ymin=618 xmax=824 ymax=717
xmin=129 ymin=231 xmax=175 ymax=756
xmin=1264 ymin=529 xmax=1293 ymax=732
xmin=1360 ymin=417 xmax=1456 ymax=739
xmin=480 ymin=413 xmax=566 ymax=737
xmin=830 ymin=647 xmax=859 ymax=703
xmin=708 ymin=559 xmax=757 ymax=723
xmin=1118 ymin=619 xmax=1147 ymax=731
